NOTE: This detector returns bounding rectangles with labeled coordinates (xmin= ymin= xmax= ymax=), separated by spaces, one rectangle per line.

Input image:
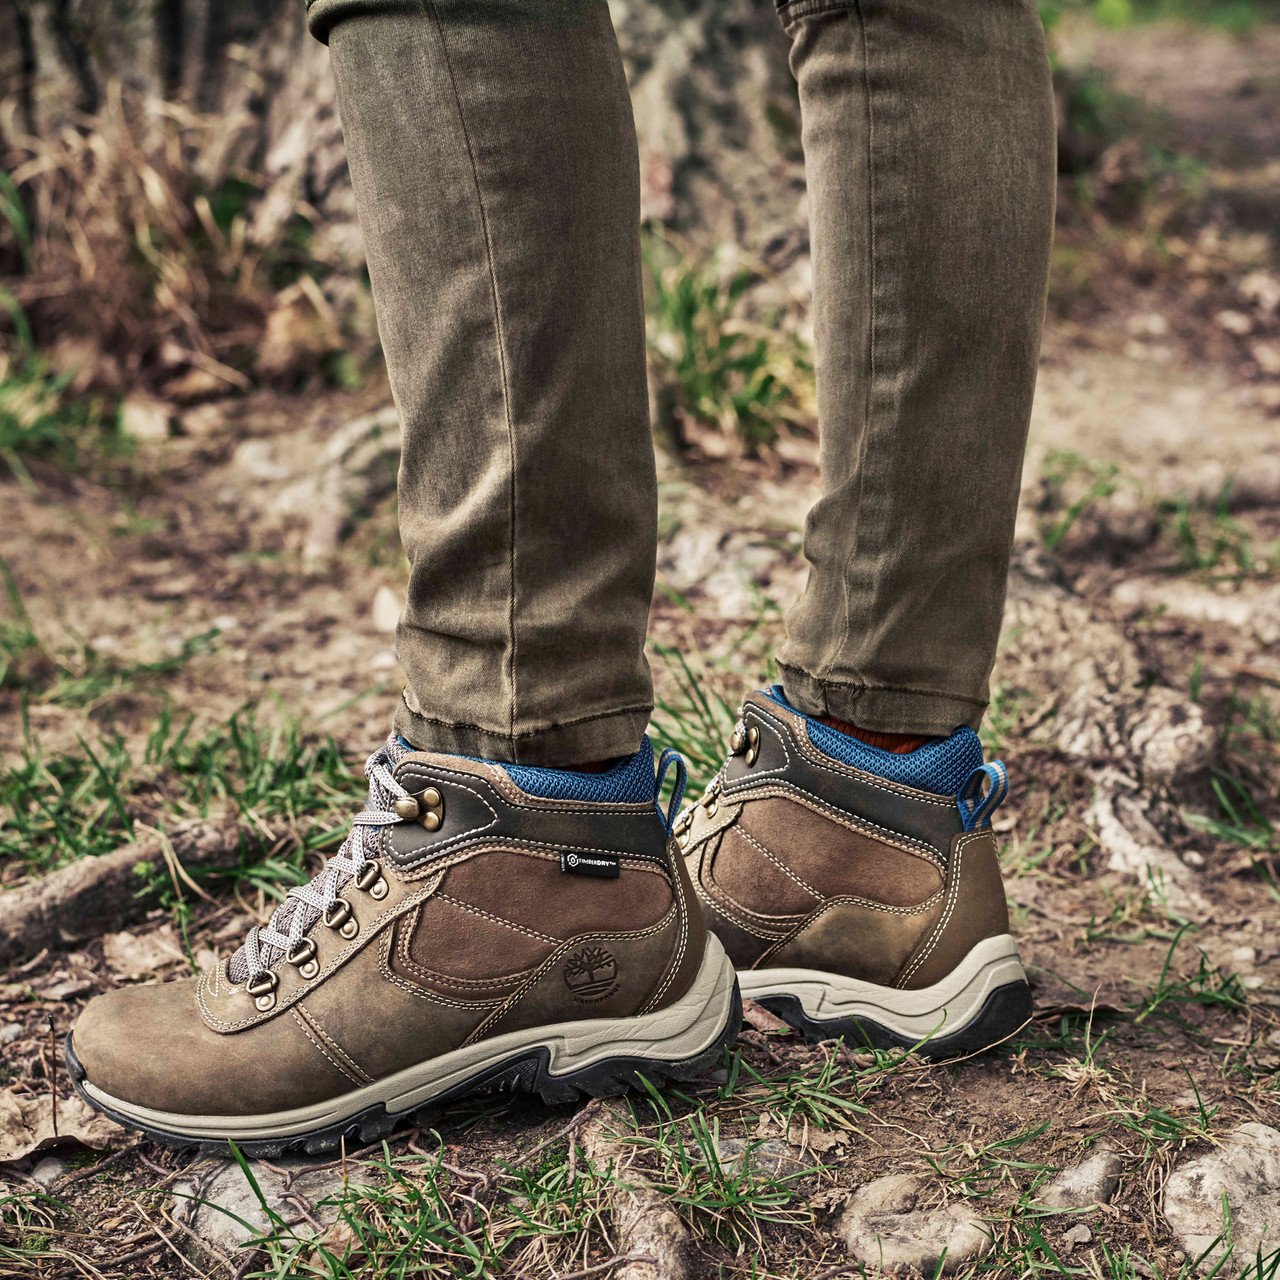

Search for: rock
xmin=171 ymin=1156 xmax=351 ymax=1257
xmin=838 ymin=1174 xmax=994 ymax=1275
xmin=29 ymin=1156 xmax=69 ymax=1188
xmin=1164 ymin=1122 xmax=1280 ymax=1274
xmin=223 ymin=407 xmax=402 ymax=561
xmin=120 ymin=394 xmax=173 ymax=441
xmin=1063 ymin=1223 xmax=1093 ymax=1253
xmin=716 ymin=1138 xmax=817 ymax=1180
xmin=1216 ymin=310 xmax=1253 ymax=336
xmin=371 ymin=585 xmax=401 ymax=634
xmin=1037 ymin=1148 xmax=1123 ymax=1210
xmin=40 ymin=978 xmax=95 ymax=1001
xmin=1238 ymin=270 xmax=1280 ymax=315
xmin=0 ymin=1024 xmax=23 ymax=1045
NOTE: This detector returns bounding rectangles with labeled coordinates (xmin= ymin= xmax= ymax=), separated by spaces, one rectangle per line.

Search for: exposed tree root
xmin=0 ymin=816 xmax=275 ymax=965
xmin=580 ymin=1101 xmax=689 ymax=1280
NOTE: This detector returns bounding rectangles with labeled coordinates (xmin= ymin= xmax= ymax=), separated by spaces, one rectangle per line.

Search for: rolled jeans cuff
xmin=777 ymin=663 xmax=988 ymax=738
xmin=306 ymin=0 xmax=420 ymax=43
xmin=393 ymin=690 xmax=654 ymax=767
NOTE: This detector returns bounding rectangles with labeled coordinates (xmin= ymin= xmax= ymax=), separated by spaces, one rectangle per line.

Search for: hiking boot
xmin=675 ymin=689 xmax=1031 ymax=1059
xmin=68 ymin=737 xmax=739 ymax=1155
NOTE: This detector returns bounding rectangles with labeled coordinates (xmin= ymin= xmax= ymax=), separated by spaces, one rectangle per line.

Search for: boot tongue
xmin=225 ymin=734 xmax=413 ymax=985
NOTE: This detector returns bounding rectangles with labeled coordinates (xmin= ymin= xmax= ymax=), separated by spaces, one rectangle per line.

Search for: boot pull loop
xmin=654 ymin=747 xmax=688 ymax=836
xmin=958 ymin=761 xmax=1008 ymax=832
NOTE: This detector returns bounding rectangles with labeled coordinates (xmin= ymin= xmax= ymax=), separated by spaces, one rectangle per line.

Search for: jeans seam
xmin=399 ymin=692 xmax=654 ymax=741
xmin=423 ymin=0 xmax=520 ymax=743
xmin=819 ymin=0 xmax=874 ymax=685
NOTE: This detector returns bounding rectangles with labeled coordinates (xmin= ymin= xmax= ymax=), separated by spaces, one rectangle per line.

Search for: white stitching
xmin=434 ymin=892 xmax=560 ymax=943
xmin=740 ymin=703 xmax=958 ymax=807
xmin=197 ymin=874 xmax=445 ymax=1032
xmin=291 ymin=1009 xmax=365 ymax=1086
xmin=713 ymin=782 xmax=943 ymax=870
xmin=898 ymin=831 xmax=987 ymax=985
xmin=295 ymin=1003 xmax=374 ymax=1084
xmin=378 ymin=927 xmax=503 ymax=1010
xmin=729 ymin=827 xmax=824 ymax=900
xmin=467 ymin=907 xmax=679 ymax=1043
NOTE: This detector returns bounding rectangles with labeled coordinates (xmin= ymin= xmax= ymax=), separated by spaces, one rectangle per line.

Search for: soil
xmin=2 ymin=14 xmax=1279 ymax=1280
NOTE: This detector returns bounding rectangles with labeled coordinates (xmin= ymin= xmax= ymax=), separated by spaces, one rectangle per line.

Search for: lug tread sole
xmin=753 ymin=979 xmax=1032 ymax=1061
xmin=63 ymin=981 xmax=742 ymax=1158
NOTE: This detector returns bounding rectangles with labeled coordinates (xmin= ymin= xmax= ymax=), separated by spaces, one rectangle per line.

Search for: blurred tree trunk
xmin=1 ymin=0 xmax=801 ymax=270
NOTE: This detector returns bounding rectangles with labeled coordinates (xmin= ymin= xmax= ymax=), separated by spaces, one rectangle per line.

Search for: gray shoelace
xmin=228 ymin=735 xmax=414 ymax=986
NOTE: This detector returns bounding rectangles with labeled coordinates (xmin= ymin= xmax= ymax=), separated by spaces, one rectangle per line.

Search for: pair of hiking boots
xmin=68 ymin=689 xmax=1030 ymax=1155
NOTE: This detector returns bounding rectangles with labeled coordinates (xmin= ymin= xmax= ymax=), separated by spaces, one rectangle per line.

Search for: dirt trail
xmin=2 ymin=15 xmax=1279 ymax=1280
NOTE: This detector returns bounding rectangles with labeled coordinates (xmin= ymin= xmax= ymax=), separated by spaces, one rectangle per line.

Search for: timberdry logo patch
xmin=563 ymin=945 xmax=619 ymax=1003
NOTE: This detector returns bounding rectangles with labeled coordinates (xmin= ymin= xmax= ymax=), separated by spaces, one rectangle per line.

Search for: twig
xmin=107 ymin=1239 xmax=167 ymax=1268
xmin=60 ymin=1143 xmax=145 ymax=1186
xmin=47 ymin=1012 xmax=57 ymax=1138
xmin=159 ymin=1203 xmax=239 ymax=1275
xmin=14 ymin=947 xmax=50 ymax=975
xmin=807 ymin=1264 xmax=871 ymax=1280
xmin=131 ymin=1201 xmax=212 ymax=1277
xmin=135 ymin=1150 xmax=190 ymax=1190
xmin=551 ymin=1253 xmax=656 ymax=1280
xmin=507 ymin=1098 xmax=603 ymax=1172
xmin=279 ymin=1191 xmax=324 ymax=1234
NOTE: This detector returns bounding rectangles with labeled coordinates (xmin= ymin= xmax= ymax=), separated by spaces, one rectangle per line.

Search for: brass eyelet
xmin=354 ymin=859 xmax=389 ymax=900
xmin=247 ymin=969 xmax=278 ymax=1013
xmin=745 ymin=726 xmax=761 ymax=768
xmin=286 ymin=938 xmax=320 ymax=981
xmin=730 ymin=727 xmax=746 ymax=754
xmin=706 ymin=797 xmax=719 ymax=817
xmin=394 ymin=796 xmax=420 ymax=820
xmin=323 ymin=898 xmax=359 ymax=940
xmin=412 ymin=786 xmax=445 ymax=832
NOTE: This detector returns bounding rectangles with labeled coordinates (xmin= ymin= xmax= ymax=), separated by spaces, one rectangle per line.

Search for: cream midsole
xmin=84 ymin=935 xmax=736 ymax=1142
xmin=737 ymin=934 xmax=1027 ymax=1042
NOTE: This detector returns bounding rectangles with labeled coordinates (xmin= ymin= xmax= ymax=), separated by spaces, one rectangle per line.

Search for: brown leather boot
xmin=68 ymin=738 xmax=739 ymax=1154
xmin=675 ymin=690 xmax=1030 ymax=1059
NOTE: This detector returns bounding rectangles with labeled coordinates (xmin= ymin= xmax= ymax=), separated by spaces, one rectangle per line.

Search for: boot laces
xmin=233 ymin=737 xmax=415 ymax=986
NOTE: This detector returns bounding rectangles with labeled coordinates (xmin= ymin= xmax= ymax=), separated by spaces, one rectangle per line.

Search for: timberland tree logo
xmin=563 ymin=945 xmax=619 ymax=1003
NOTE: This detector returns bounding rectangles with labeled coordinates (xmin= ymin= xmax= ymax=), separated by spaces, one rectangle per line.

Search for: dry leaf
xmin=102 ymin=926 xmax=186 ymax=980
xmin=742 ymin=999 xmax=792 ymax=1034
xmin=0 ymin=1089 xmax=126 ymax=1163
xmin=787 ymin=1122 xmax=844 ymax=1152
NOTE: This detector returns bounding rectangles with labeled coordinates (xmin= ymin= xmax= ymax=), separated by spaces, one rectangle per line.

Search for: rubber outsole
xmin=64 ymin=980 xmax=743 ymax=1158
xmin=751 ymin=978 xmax=1032 ymax=1060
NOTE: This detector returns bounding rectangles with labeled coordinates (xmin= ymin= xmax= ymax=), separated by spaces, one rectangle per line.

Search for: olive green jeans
xmin=309 ymin=0 xmax=1056 ymax=765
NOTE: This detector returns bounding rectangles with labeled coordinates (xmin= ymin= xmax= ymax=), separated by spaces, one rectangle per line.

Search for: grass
xmin=642 ymin=230 xmax=815 ymax=456
xmin=0 ymin=701 xmax=365 ymax=879
xmin=0 ymin=319 xmax=124 ymax=490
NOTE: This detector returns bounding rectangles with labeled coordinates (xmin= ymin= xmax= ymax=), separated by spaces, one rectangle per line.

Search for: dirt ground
xmin=2 ymin=14 xmax=1280 ymax=1280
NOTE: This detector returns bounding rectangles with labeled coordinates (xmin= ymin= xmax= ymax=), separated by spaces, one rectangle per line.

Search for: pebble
xmin=715 ymin=1138 xmax=816 ymax=1180
xmin=839 ymin=1174 xmax=993 ymax=1275
xmin=371 ymin=585 xmax=401 ymax=633
xmin=1036 ymin=1148 xmax=1123 ymax=1210
xmin=1165 ymin=1122 xmax=1280 ymax=1275
xmin=0 ymin=1024 xmax=22 ymax=1045
xmin=1062 ymin=1223 xmax=1093 ymax=1253
xmin=29 ymin=1157 xmax=69 ymax=1188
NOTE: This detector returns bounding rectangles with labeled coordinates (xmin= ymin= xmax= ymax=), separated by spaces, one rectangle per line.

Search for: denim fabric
xmin=314 ymin=0 xmax=1055 ymax=761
